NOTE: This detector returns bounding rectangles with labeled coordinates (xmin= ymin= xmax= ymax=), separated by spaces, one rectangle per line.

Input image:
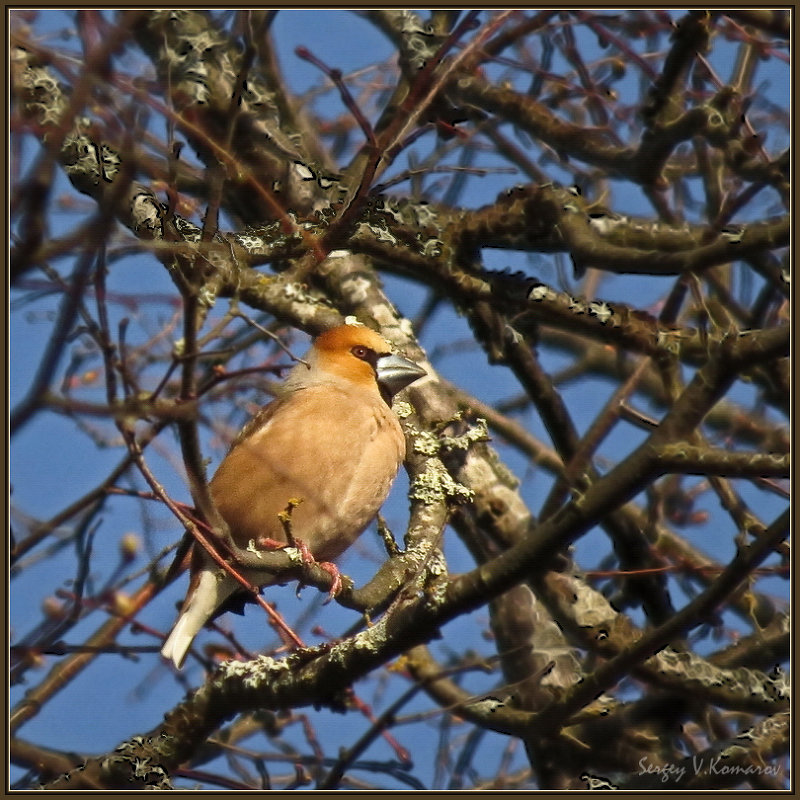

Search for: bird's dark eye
xmin=351 ymin=345 xmax=381 ymax=369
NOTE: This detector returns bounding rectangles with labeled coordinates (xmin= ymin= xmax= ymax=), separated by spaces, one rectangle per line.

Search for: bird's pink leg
xmin=315 ymin=561 xmax=343 ymax=601
xmin=255 ymin=536 xmax=342 ymax=600
xmin=255 ymin=536 xmax=286 ymax=550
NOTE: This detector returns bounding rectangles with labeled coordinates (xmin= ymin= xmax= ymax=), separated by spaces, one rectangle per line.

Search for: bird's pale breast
xmin=209 ymin=383 xmax=405 ymax=561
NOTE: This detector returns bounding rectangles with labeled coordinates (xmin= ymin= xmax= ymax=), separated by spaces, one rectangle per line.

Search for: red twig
xmin=295 ymin=46 xmax=375 ymax=146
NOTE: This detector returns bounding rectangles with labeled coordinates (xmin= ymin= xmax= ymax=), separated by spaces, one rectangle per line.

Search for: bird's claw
xmin=257 ymin=535 xmax=341 ymax=601
xmin=293 ymin=539 xmax=342 ymax=601
xmin=255 ymin=536 xmax=287 ymax=551
xmin=317 ymin=561 xmax=342 ymax=602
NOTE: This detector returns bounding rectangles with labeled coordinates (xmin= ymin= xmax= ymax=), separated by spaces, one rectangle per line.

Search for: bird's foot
xmin=316 ymin=561 xmax=343 ymax=602
xmin=291 ymin=538 xmax=342 ymax=602
xmin=255 ymin=536 xmax=287 ymax=551
xmin=256 ymin=535 xmax=342 ymax=601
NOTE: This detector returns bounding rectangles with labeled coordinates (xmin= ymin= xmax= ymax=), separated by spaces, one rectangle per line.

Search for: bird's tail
xmin=161 ymin=569 xmax=238 ymax=669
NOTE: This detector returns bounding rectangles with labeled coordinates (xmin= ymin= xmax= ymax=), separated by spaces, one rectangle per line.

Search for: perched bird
xmin=161 ymin=323 xmax=426 ymax=668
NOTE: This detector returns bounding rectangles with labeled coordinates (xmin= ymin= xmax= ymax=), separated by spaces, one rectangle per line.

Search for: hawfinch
xmin=161 ymin=323 xmax=426 ymax=668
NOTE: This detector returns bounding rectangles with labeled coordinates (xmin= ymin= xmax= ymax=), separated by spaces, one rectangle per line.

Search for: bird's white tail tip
xmin=160 ymin=616 xmax=196 ymax=669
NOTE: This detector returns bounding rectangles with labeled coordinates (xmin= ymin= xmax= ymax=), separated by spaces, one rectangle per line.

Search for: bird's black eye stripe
xmin=350 ymin=345 xmax=380 ymax=368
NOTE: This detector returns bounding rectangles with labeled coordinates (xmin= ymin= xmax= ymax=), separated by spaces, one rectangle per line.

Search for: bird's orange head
xmin=290 ymin=323 xmax=425 ymax=401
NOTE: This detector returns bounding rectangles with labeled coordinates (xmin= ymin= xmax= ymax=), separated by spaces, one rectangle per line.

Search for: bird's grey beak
xmin=376 ymin=353 xmax=426 ymax=397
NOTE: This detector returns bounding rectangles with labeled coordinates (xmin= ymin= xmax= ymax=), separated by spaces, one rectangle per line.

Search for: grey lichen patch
xmin=357 ymin=219 xmax=398 ymax=246
xmin=425 ymin=548 xmax=448 ymax=578
xmin=279 ymin=281 xmax=304 ymax=299
xmin=371 ymin=303 xmax=401 ymax=329
xmin=234 ymin=232 xmax=276 ymax=253
xmin=412 ymin=202 xmax=438 ymax=227
xmin=659 ymin=442 xmax=691 ymax=460
xmin=96 ymin=737 xmax=173 ymax=789
xmin=420 ymin=238 xmax=443 ymax=257
xmin=352 ymin=614 xmax=389 ymax=651
xmin=412 ymin=429 xmax=443 ymax=457
xmin=398 ymin=317 xmax=415 ymax=337
xmin=130 ymin=191 xmax=164 ymax=236
xmin=62 ymin=135 xmax=121 ymax=188
xmin=245 ymin=539 xmax=263 ymax=559
xmin=399 ymin=535 xmax=440 ymax=574
xmin=443 ymin=416 xmax=489 ymax=451
xmin=656 ymin=329 xmax=683 ymax=354
xmin=580 ymin=773 xmax=620 ymax=790
xmin=230 ymin=216 xmax=304 ymax=256
xmin=568 ymin=297 xmax=587 ymax=314
xmin=465 ymin=696 xmax=506 ymax=715
xmin=588 ymin=301 xmax=613 ymax=323
xmin=421 ymin=549 xmax=449 ymax=608
xmin=324 ymin=615 xmax=390 ymax=668
xmin=723 ymin=712 xmax=789 ymax=760
xmin=410 ymin=460 xmax=473 ymax=505
xmin=281 ymin=546 xmax=305 ymax=565
xmin=393 ymin=400 xmax=415 ymax=419
xmin=215 ymin=654 xmax=293 ymax=689
xmin=399 ymin=543 xmax=449 ymax=605
xmin=13 ymin=50 xmax=68 ymax=124
xmin=654 ymin=648 xmax=788 ymax=707
xmin=528 ymin=284 xmax=557 ymax=302
xmin=198 ymin=284 xmax=217 ymax=309
xmin=765 ymin=665 xmax=790 ymax=700
xmin=340 ymin=275 xmax=372 ymax=304
xmin=412 ymin=416 xmax=489 ymax=457
xmin=571 ymin=585 xmax=618 ymax=629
